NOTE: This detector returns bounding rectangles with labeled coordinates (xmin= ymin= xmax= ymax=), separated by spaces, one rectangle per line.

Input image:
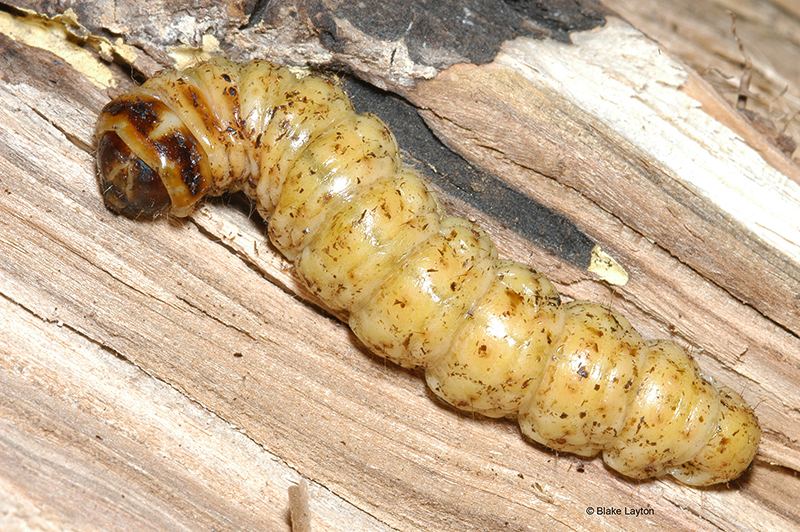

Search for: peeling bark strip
xmin=96 ymin=58 xmax=760 ymax=486
xmin=263 ymin=0 xmax=612 ymax=67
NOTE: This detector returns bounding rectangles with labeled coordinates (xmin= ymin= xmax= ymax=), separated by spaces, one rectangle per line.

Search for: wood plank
xmin=1 ymin=1 xmax=799 ymax=531
xmin=0 ymin=296 xmax=392 ymax=532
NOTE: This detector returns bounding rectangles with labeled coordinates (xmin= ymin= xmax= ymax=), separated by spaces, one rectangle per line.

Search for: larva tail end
xmin=97 ymin=131 xmax=172 ymax=217
xmin=669 ymin=386 xmax=761 ymax=486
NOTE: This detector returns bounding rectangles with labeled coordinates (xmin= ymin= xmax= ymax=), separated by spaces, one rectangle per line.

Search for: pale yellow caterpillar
xmin=95 ymin=58 xmax=760 ymax=486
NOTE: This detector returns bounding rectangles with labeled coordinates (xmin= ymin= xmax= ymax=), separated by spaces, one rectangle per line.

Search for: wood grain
xmin=1 ymin=1 xmax=799 ymax=531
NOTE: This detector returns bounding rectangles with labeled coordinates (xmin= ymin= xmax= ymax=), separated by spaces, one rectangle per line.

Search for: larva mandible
xmin=95 ymin=58 xmax=760 ymax=486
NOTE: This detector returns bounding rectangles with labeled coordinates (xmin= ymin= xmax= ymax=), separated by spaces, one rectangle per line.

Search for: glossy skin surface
xmin=95 ymin=58 xmax=760 ymax=486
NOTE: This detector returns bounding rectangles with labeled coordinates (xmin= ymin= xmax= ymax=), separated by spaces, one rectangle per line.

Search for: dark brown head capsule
xmin=95 ymin=93 xmax=210 ymax=217
xmin=96 ymin=129 xmax=171 ymax=217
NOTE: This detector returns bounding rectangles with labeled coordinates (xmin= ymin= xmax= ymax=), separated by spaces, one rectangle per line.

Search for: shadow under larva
xmin=94 ymin=58 xmax=760 ymax=487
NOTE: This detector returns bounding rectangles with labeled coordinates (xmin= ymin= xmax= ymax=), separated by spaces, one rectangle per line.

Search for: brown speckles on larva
xmin=102 ymin=96 xmax=161 ymax=135
xmin=95 ymin=58 xmax=760 ymax=487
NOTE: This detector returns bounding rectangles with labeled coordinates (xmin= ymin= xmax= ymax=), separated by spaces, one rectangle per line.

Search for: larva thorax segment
xmin=144 ymin=60 xmax=251 ymax=196
xmin=248 ymin=71 xmax=356 ymax=221
xmin=95 ymin=58 xmax=761 ymax=487
xmin=267 ymin=112 xmax=401 ymax=262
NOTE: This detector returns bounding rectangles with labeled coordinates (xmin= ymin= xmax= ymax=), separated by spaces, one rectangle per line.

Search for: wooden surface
xmin=1 ymin=1 xmax=799 ymax=531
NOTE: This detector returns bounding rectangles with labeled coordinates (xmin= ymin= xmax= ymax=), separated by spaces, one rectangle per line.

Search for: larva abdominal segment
xmin=95 ymin=58 xmax=760 ymax=486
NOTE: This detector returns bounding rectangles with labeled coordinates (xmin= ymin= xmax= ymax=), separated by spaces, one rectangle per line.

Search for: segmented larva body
xmin=95 ymin=58 xmax=760 ymax=486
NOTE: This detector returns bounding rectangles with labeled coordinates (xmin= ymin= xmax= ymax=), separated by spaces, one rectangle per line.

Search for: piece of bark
xmin=1 ymin=1 xmax=799 ymax=532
